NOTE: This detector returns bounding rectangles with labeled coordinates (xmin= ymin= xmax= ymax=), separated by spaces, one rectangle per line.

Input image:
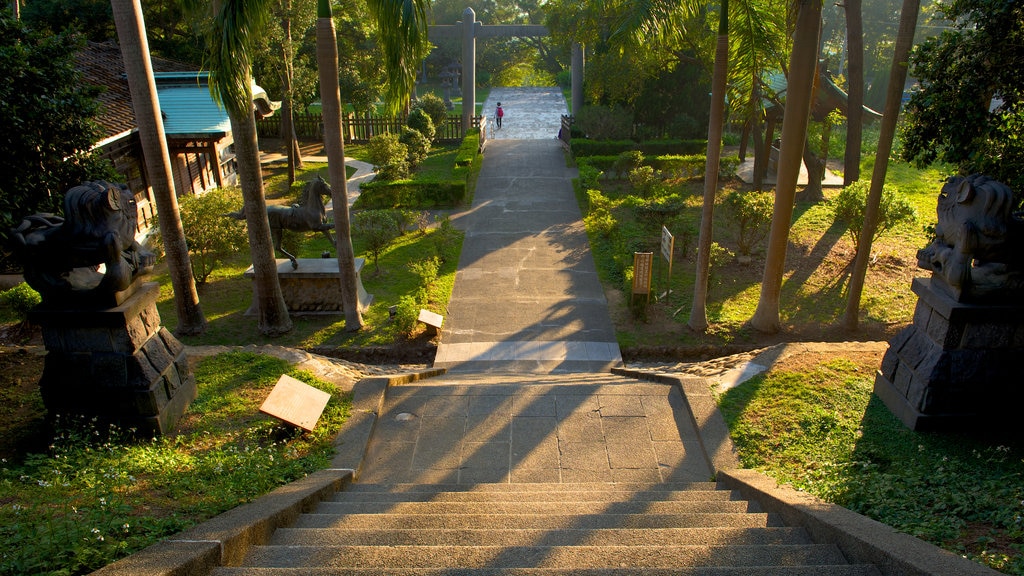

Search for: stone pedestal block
xmin=875 ymin=277 xmax=1024 ymax=431
xmin=30 ymin=282 xmax=196 ymax=436
xmin=244 ymin=258 xmax=372 ymax=315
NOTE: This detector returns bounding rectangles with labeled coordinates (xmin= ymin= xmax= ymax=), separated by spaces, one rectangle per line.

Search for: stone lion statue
xmin=9 ymin=181 xmax=156 ymax=307
xmin=916 ymin=174 xmax=1024 ymax=301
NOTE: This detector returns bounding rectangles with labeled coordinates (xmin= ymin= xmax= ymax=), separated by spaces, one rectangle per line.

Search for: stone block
xmin=961 ymin=322 xmax=1016 ymax=349
xmin=925 ymin=308 xmax=962 ymax=349
xmin=893 ymin=362 xmax=914 ymax=397
xmin=900 ymin=330 xmax=932 ymax=370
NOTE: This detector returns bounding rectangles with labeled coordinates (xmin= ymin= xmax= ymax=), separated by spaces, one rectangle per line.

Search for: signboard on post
xmin=661 ymin=226 xmax=675 ymax=278
xmin=632 ymin=252 xmax=653 ymax=304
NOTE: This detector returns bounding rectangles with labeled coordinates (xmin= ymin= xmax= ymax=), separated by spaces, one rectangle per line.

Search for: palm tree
xmin=203 ymin=0 xmax=293 ymax=336
xmin=842 ymin=0 xmax=920 ymax=329
xmin=842 ymin=0 xmax=864 ymax=186
xmin=366 ymin=0 xmax=429 ymax=115
xmin=110 ymin=0 xmax=207 ymax=335
xmin=690 ymin=1 xmax=729 ymax=332
xmin=316 ymin=0 xmax=362 ymax=331
xmin=749 ymin=0 xmax=823 ymax=333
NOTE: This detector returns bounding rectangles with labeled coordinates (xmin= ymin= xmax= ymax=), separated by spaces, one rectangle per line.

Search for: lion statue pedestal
xmin=10 ymin=181 xmax=195 ymax=435
xmin=875 ymin=175 xmax=1024 ymax=431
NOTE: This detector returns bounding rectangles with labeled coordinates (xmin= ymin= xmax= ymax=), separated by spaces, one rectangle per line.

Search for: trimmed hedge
xmin=577 ymin=153 xmax=741 ymax=180
xmin=570 ymin=138 xmax=706 ymax=157
xmin=356 ymin=129 xmax=481 ymax=209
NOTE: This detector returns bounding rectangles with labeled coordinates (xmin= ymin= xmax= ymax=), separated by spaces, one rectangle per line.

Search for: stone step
xmin=268 ymin=526 xmax=811 ymax=547
xmin=235 ymin=544 xmax=850 ymax=570
xmin=291 ymin=512 xmax=777 ymax=530
xmin=311 ymin=500 xmax=754 ymax=516
xmin=328 ymin=489 xmax=739 ymax=503
xmin=342 ymin=482 xmax=720 ymax=493
xmin=383 ymin=382 xmax=676 ymax=397
xmin=425 ymin=373 xmax=636 ymax=386
xmin=214 ymin=567 xmax=882 ymax=576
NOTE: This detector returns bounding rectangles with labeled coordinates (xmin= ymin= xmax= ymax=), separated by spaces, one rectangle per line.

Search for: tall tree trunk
xmin=11 ymin=0 xmax=18 ymax=19
xmin=751 ymin=76 xmax=767 ymax=191
xmin=110 ymin=0 xmax=206 ymax=335
xmin=749 ymin=0 xmax=823 ymax=333
xmin=280 ymin=5 xmax=303 ymax=185
xmin=317 ymin=0 xmax=363 ymax=331
xmin=843 ymin=0 xmax=864 ymax=186
xmin=232 ymin=109 xmax=293 ymax=335
xmin=843 ymin=0 xmax=920 ymax=329
xmin=799 ymin=139 xmax=825 ymax=202
xmin=689 ymin=0 xmax=729 ymax=332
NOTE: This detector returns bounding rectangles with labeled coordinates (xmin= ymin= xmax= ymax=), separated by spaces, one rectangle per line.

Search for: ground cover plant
xmin=573 ymin=132 xmax=945 ymax=350
xmin=716 ymin=349 xmax=1024 ymax=574
xmin=0 ymin=351 xmax=351 ymax=575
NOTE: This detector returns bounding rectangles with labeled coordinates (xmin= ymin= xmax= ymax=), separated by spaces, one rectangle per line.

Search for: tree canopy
xmin=0 ymin=11 xmax=116 ymax=271
xmin=901 ymin=0 xmax=1024 ymax=198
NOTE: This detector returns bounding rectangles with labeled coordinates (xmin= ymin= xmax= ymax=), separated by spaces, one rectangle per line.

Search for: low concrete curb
xmin=91 ymin=368 xmax=445 ymax=576
xmin=614 ymin=367 xmax=1001 ymax=576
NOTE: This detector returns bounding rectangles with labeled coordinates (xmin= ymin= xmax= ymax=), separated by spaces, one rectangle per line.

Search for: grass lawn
xmin=717 ymin=349 xmax=1024 ymax=575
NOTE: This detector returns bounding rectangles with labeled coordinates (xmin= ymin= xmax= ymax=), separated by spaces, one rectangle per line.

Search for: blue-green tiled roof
xmin=154 ymin=72 xmax=278 ymax=137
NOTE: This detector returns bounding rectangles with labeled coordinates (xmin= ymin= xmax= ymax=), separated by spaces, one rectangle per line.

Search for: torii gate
xmin=428 ymin=7 xmax=585 ymax=136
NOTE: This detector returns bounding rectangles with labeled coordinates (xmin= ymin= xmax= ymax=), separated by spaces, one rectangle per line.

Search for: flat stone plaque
xmin=418 ymin=309 xmax=444 ymax=328
xmin=260 ymin=374 xmax=331 ymax=431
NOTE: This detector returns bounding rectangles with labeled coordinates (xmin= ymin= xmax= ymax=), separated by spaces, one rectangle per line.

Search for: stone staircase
xmin=212 ymin=481 xmax=880 ymax=574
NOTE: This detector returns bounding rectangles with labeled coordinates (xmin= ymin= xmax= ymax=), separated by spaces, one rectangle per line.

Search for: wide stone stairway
xmin=212 ymin=372 xmax=881 ymax=575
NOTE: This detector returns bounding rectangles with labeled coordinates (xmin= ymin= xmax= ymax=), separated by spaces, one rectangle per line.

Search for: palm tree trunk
xmin=232 ymin=109 xmax=294 ymax=335
xmin=749 ymin=0 xmax=823 ymax=333
xmin=317 ymin=0 xmax=364 ymax=331
xmin=110 ymin=0 xmax=206 ymax=335
xmin=689 ymin=1 xmax=730 ymax=332
xmin=842 ymin=0 xmax=920 ymax=329
xmin=843 ymin=0 xmax=864 ymax=186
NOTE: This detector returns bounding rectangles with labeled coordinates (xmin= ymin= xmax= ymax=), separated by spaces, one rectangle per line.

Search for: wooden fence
xmin=257 ymin=112 xmax=479 ymax=144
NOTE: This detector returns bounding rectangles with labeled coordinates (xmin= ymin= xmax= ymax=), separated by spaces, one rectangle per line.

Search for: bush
xmin=432 ymin=215 xmax=461 ymax=263
xmin=724 ymin=190 xmax=774 ymax=255
xmin=628 ymin=166 xmax=662 ymax=197
xmin=406 ymin=108 xmax=436 ymax=142
xmin=649 ymin=154 xmax=706 ymax=179
xmin=633 ymin=194 xmax=687 ymax=234
xmin=831 ymin=180 xmax=918 ymax=248
xmin=575 ymin=105 xmax=633 ymax=140
xmin=356 ymin=180 xmax=466 ymax=209
xmin=153 ymin=187 xmax=248 ymax=284
xmin=576 ymin=163 xmax=603 ymax=191
xmin=367 ymin=134 xmax=409 ymax=181
xmin=400 ymin=127 xmax=431 ymax=169
xmin=393 ymin=294 xmax=419 ymax=337
xmin=353 ymin=209 xmax=402 ymax=274
xmin=408 ymin=255 xmax=441 ymax=288
xmin=413 ymin=94 xmax=448 ymax=138
xmin=0 ymin=282 xmax=40 ymax=320
xmin=613 ymin=151 xmax=645 ymax=179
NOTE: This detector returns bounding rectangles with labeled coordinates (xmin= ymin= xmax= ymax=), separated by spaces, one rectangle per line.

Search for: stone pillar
xmin=461 ymin=7 xmax=477 ymax=137
xmin=874 ymin=277 xmax=1024 ymax=431
xmin=30 ymin=282 xmax=196 ymax=436
xmin=571 ymin=42 xmax=585 ymax=115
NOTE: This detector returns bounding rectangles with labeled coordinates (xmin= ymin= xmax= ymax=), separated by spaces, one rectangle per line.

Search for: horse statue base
xmin=244 ymin=257 xmax=372 ymax=315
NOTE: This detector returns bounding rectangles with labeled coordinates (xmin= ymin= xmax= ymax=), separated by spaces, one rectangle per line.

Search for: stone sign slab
xmin=260 ymin=374 xmax=331 ymax=431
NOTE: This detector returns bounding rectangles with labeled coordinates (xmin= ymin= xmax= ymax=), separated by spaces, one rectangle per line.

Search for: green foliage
xmin=353 ymin=209 xmax=402 ymax=274
xmin=902 ymin=0 xmax=1024 ymax=198
xmin=408 ymin=255 xmax=441 ymax=288
xmin=0 ymin=352 xmax=350 ymax=575
xmin=708 ymin=241 xmax=734 ymax=285
xmin=830 ymin=181 xmax=918 ymax=248
xmin=356 ymin=180 xmax=466 ymax=209
xmin=584 ymin=190 xmax=617 ymax=238
xmin=406 ymin=108 xmax=436 ymax=142
xmin=393 ymin=294 xmax=419 ymax=337
xmin=153 ymin=188 xmax=249 ymax=284
xmin=0 ymin=15 xmax=117 ymax=271
xmin=716 ymin=357 xmax=1024 ymax=574
xmin=575 ymin=105 xmax=634 ymax=140
xmin=724 ymin=190 xmax=774 ymax=255
xmin=571 ymin=139 xmax=707 ymax=158
xmin=400 ymin=127 xmax=432 ymax=169
xmin=412 ymin=94 xmax=449 ymax=138
xmin=613 ymin=151 xmax=645 ymax=179
xmin=627 ymin=166 xmax=662 ymax=197
xmin=367 ymin=134 xmax=410 ymax=182
xmin=633 ymin=194 xmax=687 ymax=234
xmin=0 ymin=283 xmax=41 ymax=321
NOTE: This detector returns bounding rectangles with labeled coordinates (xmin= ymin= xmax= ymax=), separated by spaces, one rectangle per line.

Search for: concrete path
xmin=434 ymin=136 xmax=622 ymax=373
xmin=482 ymin=87 xmax=568 ymax=141
xmin=260 ymin=151 xmax=375 ymax=207
xmin=357 ymin=373 xmax=713 ymax=485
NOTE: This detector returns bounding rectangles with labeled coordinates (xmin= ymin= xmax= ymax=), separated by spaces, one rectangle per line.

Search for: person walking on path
xmin=495 ymin=102 xmax=504 ymax=129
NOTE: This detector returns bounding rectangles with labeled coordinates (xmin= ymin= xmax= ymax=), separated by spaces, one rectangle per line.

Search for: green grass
xmin=0 ymin=352 xmax=350 ymax=576
xmin=578 ymin=154 xmax=943 ymax=347
xmin=717 ymin=356 xmax=1024 ymax=575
